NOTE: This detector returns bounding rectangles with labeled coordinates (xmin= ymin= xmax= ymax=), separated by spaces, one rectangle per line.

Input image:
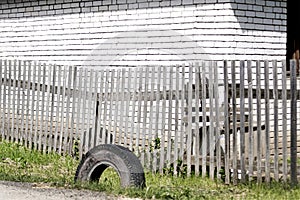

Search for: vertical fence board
xmin=118 ymin=69 xmax=126 ymax=145
xmin=223 ymin=60 xmax=230 ymax=184
xmin=85 ymin=69 xmax=94 ymax=152
xmin=7 ymin=60 xmax=12 ymax=142
xmin=4 ymin=60 xmax=8 ymax=140
xmin=28 ymin=61 xmax=36 ymax=149
xmin=159 ymin=66 xmax=167 ymax=174
xmin=147 ymin=67 xmax=155 ymax=170
xmin=209 ymin=63 xmax=215 ymax=179
xmin=239 ymin=61 xmax=246 ymax=182
xmin=85 ymin=70 xmax=95 ymax=150
xmin=33 ymin=63 xmax=41 ymax=150
xmin=194 ymin=63 xmax=200 ymax=176
xmin=153 ymin=67 xmax=162 ymax=171
xmin=141 ymin=68 xmax=149 ymax=166
xmin=91 ymin=71 xmax=99 ymax=148
xmin=79 ymin=69 xmax=89 ymax=156
xmin=0 ymin=60 xmax=6 ymax=140
xmin=129 ymin=69 xmax=138 ymax=151
xmin=214 ymin=61 xmax=221 ymax=179
xmin=107 ymin=70 xmax=115 ymax=145
xmin=95 ymin=70 xmax=104 ymax=147
xmin=173 ymin=66 xmax=180 ymax=176
xmin=101 ymin=69 xmax=109 ymax=147
xmin=3 ymin=60 xmax=7 ymax=140
xmin=136 ymin=68 xmax=143 ymax=149
xmin=264 ymin=61 xmax=271 ymax=183
xmin=166 ymin=67 xmax=173 ymax=169
xmin=38 ymin=64 xmax=46 ymax=151
xmin=48 ymin=64 xmax=56 ymax=153
xmin=69 ymin=67 xmax=77 ymax=154
xmin=167 ymin=67 xmax=173 ymax=169
xmin=256 ymin=61 xmax=262 ymax=183
xmin=186 ymin=65 xmax=193 ymax=177
xmin=61 ymin=66 xmax=73 ymax=155
xmin=247 ymin=60 xmax=254 ymax=181
xmin=231 ymin=61 xmax=238 ymax=184
xmin=201 ymin=62 xmax=207 ymax=178
xmin=179 ymin=66 xmax=185 ymax=172
xmin=58 ymin=66 xmax=67 ymax=154
xmin=53 ymin=65 xmax=61 ymax=152
xmin=113 ymin=70 xmax=121 ymax=146
xmin=15 ymin=60 xmax=22 ymax=143
xmin=123 ymin=69 xmax=131 ymax=148
xmin=43 ymin=65 xmax=51 ymax=153
xmin=11 ymin=60 xmax=17 ymax=143
xmin=273 ymin=61 xmax=279 ymax=181
xmin=20 ymin=61 xmax=27 ymax=145
xmin=130 ymin=69 xmax=137 ymax=149
xmin=290 ymin=59 xmax=298 ymax=185
xmin=0 ymin=60 xmax=4 ymax=140
xmin=76 ymin=69 xmax=83 ymax=159
xmin=282 ymin=61 xmax=288 ymax=181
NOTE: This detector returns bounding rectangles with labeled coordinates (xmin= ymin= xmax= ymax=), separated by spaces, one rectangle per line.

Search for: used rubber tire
xmin=74 ymin=144 xmax=146 ymax=188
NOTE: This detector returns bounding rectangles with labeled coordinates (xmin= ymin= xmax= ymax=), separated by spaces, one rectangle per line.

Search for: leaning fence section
xmin=0 ymin=58 xmax=299 ymax=184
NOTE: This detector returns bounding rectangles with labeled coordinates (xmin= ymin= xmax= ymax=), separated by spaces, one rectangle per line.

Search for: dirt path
xmin=0 ymin=181 xmax=141 ymax=200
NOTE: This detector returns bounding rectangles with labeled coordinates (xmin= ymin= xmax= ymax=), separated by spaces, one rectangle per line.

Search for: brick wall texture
xmin=0 ymin=0 xmax=287 ymax=68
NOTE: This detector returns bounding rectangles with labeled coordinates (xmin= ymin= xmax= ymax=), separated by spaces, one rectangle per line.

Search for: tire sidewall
xmin=75 ymin=144 xmax=145 ymax=188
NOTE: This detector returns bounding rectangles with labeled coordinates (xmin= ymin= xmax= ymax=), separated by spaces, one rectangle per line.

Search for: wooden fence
xmin=0 ymin=59 xmax=299 ymax=184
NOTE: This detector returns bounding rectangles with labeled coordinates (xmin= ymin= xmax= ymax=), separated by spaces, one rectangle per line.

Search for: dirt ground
xmin=0 ymin=181 xmax=141 ymax=200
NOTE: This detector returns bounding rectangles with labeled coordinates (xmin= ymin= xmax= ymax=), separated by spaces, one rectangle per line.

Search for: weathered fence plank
xmin=231 ymin=61 xmax=238 ymax=184
xmin=214 ymin=61 xmax=221 ymax=180
xmin=209 ymin=63 xmax=214 ymax=180
xmin=273 ymin=60 xmax=279 ymax=181
xmin=173 ymin=66 xmax=180 ymax=176
xmin=0 ymin=60 xmax=4 ymax=140
xmin=290 ymin=59 xmax=298 ymax=185
xmin=28 ymin=61 xmax=36 ymax=150
xmin=159 ymin=66 xmax=168 ymax=174
xmin=11 ymin=61 xmax=17 ymax=143
xmin=95 ymin=70 xmax=104 ymax=147
xmin=224 ymin=60 xmax=230 ymax=184
xmin=75 ymin=68 xmax=83 ymax=158
xmin=33 ymin=63 xmax=41 ymax=151
xmin=194 ymin=63 xmax=200 ymax=176
xmin=201 ymin=62 xmax=207 ymax=178
xmin=256 ymin=61 xmax=262 ymax=183
xmin=166 ymin=67 xmax=173 ymax=170
xmin=282 ymin=61 xmax=288 ymax=181
xmin=264 ymin=61 xmax=271 ymax=183
xmin=239 ymin=60 xmax=246 ymax=182
xmin=39 ymin=64 xmax=46 ymax=151
xmin=247 ymin=60 xmax=254 ymax=181
xmin=113 ymin=70 xmax=120 ymax=147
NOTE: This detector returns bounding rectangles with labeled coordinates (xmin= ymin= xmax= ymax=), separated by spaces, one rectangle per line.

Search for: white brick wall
xmin=0 ymin=0 xmax=287 ymax=68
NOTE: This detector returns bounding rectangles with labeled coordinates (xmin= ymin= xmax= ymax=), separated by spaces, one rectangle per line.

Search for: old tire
xmin=74 ymin=144 xmax=146 ymax=188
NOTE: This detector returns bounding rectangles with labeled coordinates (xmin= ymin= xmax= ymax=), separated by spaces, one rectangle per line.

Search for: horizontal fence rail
xmin=0 ymin=59 xmax=299 ymax=184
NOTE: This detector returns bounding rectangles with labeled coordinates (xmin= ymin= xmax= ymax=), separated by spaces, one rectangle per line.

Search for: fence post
xmin=290 ymin=59 xmax=298 ymax=186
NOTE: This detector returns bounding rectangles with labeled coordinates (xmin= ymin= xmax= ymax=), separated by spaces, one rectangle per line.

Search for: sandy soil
xmin=0 ymin=181 xmax=141 ymax=200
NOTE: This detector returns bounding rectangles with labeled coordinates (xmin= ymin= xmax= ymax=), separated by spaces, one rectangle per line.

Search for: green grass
xmin=1 ymin=140 xmax=300 ymax=200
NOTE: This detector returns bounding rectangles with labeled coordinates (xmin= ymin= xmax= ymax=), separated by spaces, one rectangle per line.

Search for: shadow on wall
xmin=83 ymin=29 xmax=211 ymax=68
xmin=231 ymin=0 xmax=286 ymax=32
